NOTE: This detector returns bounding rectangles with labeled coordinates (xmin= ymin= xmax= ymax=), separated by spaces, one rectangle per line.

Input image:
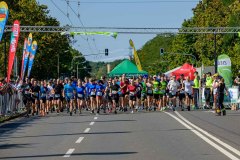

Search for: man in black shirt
xmin=110 ymin=80 xmax=120 ymax=114
xmin=54 ymin=79 xmax=64 ymax=112
xmin=30 ymin=80 xmax=40 ymax=116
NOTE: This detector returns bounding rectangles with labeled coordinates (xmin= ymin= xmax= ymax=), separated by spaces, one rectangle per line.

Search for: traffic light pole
xmin=214 ymin=33 xmax=217 ymax=73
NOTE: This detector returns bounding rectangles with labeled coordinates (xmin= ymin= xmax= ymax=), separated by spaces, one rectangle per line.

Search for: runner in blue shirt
xmin=96 ymin=80 xmax=105 ymax=114
xmin=40 ymin=81 xmax=48 ymax=116
xmin=84 ymin=77 xmax=91 ymax=111
xmin=63 ymin=79 xmax=74 ymax=116
xmin=89 ymin=79 xmax=96 ymax=114
xmin=76 ymin=80 xmax=85 ymax=114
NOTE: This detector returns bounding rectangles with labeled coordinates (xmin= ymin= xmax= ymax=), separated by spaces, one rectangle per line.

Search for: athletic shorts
xmin=185 ymin=93 xmax=193 ymax=99
xmin=159 ymin=94 xmax=165 ymax=98
xmin=141 ymin=93 xmax=147 ymax=100
xmin=129 ymin=95 xmax=136 ymax=101
xmin=168 ymin=93 xmax=176 ymax=98
xmin=106 ymin=95 xmax=112 ymax=102
xmin=120 ymin=93 xmax=126 ymax=97
xmin=47 ymin=97 xmax=54 ymax=101
xmin=136 ymin=93 xmax=141 ymax=99
xmin=40 ymin=97 xmax=46 ymax=103
xmin=153 ymin=94 xmax=159 ymax=100
xmin=204 ymin=88 xmax=211 ymax=102
xmin=179 ymin=93 xmax=185 ymax=100
xmin=111 ymin=94 xmax=119 ymax=102
xmin=54 ymin=94 xmax=62 ymax=100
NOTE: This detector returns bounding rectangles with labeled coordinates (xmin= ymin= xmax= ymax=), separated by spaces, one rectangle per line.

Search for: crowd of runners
xmin=7 ymin=70 xmax=237 ymax=117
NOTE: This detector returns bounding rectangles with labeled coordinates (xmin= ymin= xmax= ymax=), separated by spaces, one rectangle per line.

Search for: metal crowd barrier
xmin=0 ymin=91 xmax=25 ymax=117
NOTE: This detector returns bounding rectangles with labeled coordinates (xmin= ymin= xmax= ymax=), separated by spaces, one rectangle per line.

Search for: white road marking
xmin=94 ymin=117 xmax=98 ymax=120
xmin=165 ymin=112 xmax=239 ymax=160
xmin=84 ymin=128 xmax=91 ymax=133
xmin=175 ymin=111 xmax=240 ymax=157
xmin=89 ymin=122 xmax=95 ymax=126
xmin=204 ymin=110 xmax=215 ymax=113
xmin=75 ymin=137 xmax=84 ymax=144
xmin=63 ymin=148 xmax=75 ymax=158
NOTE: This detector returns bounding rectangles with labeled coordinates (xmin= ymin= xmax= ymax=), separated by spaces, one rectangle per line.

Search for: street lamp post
xmin=57 ymin=54 xmax=59 ymax=78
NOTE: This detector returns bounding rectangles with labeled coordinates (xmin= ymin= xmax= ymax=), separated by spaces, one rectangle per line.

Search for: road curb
xmin=0 ymin=111 xmax=27 ymax=124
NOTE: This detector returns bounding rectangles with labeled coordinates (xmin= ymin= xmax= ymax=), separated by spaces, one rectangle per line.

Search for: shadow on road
xmin=0 ymin=131 xmax=132 ymax=139
xmin=0 ymin=143 xmax=36 ymax=149
xmin=0 ymin=151 xmax=138 ymax=159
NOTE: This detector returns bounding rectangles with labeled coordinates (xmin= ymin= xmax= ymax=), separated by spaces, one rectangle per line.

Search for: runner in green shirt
xmin=159 ymin=76 xmax=167 ymax=111
xmin=152 ymin=75 xmax=161 ymax=111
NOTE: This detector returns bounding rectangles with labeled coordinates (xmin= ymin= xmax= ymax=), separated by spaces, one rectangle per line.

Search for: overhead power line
xmin=67 ymin=0 xmax=99 ymax=53
xmin=60 ymin=0 xmax=199 ymax=4
xmin=50 ymin=0 xmax=73 ymax=25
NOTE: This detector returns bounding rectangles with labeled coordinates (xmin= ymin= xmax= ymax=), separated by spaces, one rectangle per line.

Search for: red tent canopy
xmin=171 ymin=63 xmax=196 ymax=80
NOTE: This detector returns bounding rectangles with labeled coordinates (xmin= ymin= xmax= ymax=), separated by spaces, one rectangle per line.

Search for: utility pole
xmin=57 ymin=53 xmax=59 ymax=78
xmin=214 ymin=33 xmax=217 ymax=73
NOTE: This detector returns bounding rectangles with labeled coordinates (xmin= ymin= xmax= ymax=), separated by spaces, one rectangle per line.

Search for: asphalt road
xmin=0 ymin=109 xmax=239 ymax=160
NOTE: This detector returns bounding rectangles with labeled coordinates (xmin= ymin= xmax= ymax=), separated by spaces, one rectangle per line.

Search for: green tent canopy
xmin=108 ymin=59 xmax=148 ymax=77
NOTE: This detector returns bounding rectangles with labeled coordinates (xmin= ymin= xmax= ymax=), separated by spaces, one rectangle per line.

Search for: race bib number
xmin=55 ymin=94 xmax=60 ymax=98
xmin=112 ymin=91 xmax=117 ymax=94
xmin=154 ymin=88 xmax=159 ymax=92
xmin=180 ymin=90 xmax=185 ymax=94
xmin=33 ymin=93 xmax=39 ymax=97
xmin=41 ymin=93 xmax=46 ymax=97
xmin=67 ymin=93 xmax=72 ymax=97
xmin=97 ymin=92 xmax=102 ymax=96
xmin=160 ymin=90 xmax=166 ymax=93
xmin=147 ymin=90 xmax=153 ymax=94
xmin=91 ymin=91 xmax=96 ymax=96
xmin=78 ymin=94 xmax=83 ymax=98
xmin=25 ymin=91 xmax=29 ymax=94
xmin=130 ymin=92 xmax=135 ymax=96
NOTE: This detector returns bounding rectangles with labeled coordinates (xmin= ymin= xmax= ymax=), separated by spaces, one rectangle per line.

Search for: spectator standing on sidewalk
xmin=193 ymin=71 xmax=200 ymax=109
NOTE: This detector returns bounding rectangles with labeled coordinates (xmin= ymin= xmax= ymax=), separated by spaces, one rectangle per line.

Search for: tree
xmin=1 ymin=0 xmax=90 ymax=79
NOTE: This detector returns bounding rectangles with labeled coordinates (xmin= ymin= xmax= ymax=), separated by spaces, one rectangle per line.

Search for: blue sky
xmin=37 ymin=0 xmax=199 ymax=62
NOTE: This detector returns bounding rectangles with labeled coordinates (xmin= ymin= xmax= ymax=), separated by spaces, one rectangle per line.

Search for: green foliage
xmin=1 ymin=0 xmax=91 ymax=80
xmin=89 ymin=59 xmax=123 ymax=79
xmin=138 ymin=0 xmax=240 ymax=77
xmin=137 ymin=34 xmax=175 ymax=75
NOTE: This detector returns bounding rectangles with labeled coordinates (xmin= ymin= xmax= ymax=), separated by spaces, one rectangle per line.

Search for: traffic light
xmin=105 ymin=48 xmax=108 ymax=56
xmin=160 ymin=48 xmax=164 ymax=55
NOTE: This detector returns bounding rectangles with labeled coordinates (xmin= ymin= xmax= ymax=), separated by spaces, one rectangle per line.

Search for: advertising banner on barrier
xmin=7 ymin=20 xmax=20 ymax=82
xmin=228 ymin=88 xmax=239 ymax=103
xmin=0 ymin=1 xmax=8 ymax=42
xmin=27 ymin=41 xmax=37 ymax=77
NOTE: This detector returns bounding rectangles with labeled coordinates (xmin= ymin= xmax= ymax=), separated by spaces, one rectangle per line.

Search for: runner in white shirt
xmin=183 ymin=76 xmax=194 ymax=111
xmin=167 ymin=76 xmax=180 ymax=111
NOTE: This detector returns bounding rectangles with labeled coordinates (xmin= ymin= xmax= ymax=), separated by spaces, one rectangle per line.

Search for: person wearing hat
xmin=204 ymin=72 xmax=213 ymax=109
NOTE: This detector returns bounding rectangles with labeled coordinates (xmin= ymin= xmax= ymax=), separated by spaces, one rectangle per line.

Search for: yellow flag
xmin=129 ymin=39 xmax=142 ymax=71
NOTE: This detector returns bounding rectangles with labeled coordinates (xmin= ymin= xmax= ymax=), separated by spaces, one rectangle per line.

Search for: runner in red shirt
xmin=120 ymin=75 xmax=129 ymax=111
xmin=127 ymin=79 xmax=136 ymax=113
